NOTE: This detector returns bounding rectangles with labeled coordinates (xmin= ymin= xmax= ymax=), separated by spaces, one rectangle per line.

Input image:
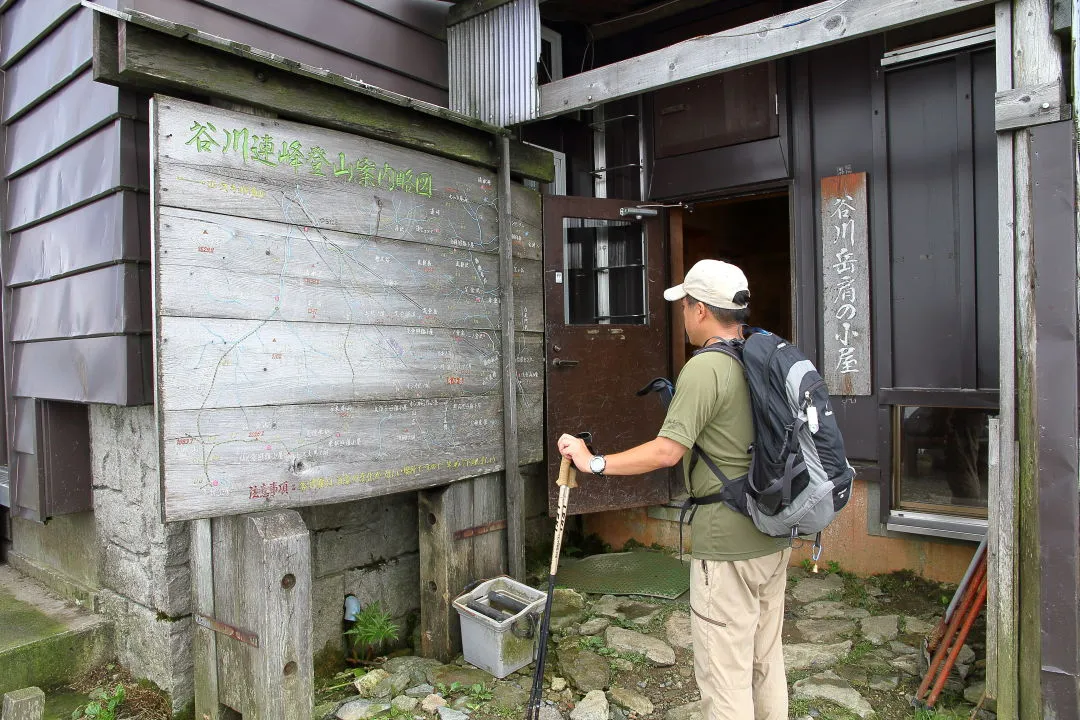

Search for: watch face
xmin=590 ymin=456 xmax=604 ymax=473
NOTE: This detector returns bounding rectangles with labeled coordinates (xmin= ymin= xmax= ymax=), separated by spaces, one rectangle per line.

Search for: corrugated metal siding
xmin=448 ymin=0 xmax=540 ymax=126
xmin=125 ymin=0 xmax=450 ymax=105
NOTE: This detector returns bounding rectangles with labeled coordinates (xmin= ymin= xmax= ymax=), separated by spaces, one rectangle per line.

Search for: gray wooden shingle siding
xmin=0 ymin=0 xmax=451 ymax=516
xmin=2 ymin=1 xmax=150 ymax=408
xmin=125 ymin=0 xmax=450 ymax=105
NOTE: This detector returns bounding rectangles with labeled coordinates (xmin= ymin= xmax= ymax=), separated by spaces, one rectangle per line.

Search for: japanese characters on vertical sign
xmin=820 ymin=172 xmax=871 ymax=396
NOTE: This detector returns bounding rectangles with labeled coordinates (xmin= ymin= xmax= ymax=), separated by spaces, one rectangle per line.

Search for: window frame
xmin=870 ymin=34 xmax=997 ymax=540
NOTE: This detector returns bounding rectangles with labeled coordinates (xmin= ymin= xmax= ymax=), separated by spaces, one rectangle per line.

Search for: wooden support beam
xmin=995 ymin=79 xmax=1071 ymax=131
xmin=1010 ymin=2 xmax=1063 ymax=718
xmin=538 ymin=0 xmax=996 ymax=118
xmin=210 ymin=512 xmax=313 ymax=720
xmin=418 ymin=474 xmax=506 ymax=661
xmin=990 ymin=5 xmax=1017 ymax=714
xmin=191 ymin=519 xmax=222 ymax=720
xmin=498 ymin=137 xmax=524 ymax=582
xmin=89 ymin=12 xmax=553 ymax=182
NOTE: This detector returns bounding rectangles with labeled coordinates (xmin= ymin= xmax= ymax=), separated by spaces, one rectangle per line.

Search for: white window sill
xmin=886 ymin=510 xmax=986 ymax=542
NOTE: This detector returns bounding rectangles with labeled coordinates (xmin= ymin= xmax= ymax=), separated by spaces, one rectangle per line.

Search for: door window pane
xmin=564 ymin=218 xmax=646 ymax=325
xmin=894 ymin=406 xmax=991 ymax=517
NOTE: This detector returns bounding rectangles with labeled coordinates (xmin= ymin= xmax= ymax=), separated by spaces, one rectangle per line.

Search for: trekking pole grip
xmin=557 ymin=457 xmax=578 ymax=488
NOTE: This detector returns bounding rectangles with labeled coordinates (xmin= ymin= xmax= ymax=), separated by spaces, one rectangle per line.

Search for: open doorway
xmin=673 ymin=191 xmax=793 ymax=368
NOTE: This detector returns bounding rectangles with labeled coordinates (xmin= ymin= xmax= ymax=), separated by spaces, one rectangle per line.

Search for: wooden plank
xmin=992 ymin=3 xmax=1018 ymax=714
xmin=211 ymin=515 xmax=251 ymax=714
xmin=97 ymin=16 xmax=553 ymax=182
xmin=240 ymin=510 xmax=313 ymax=720
xmin=160 ymin=318 xmax=512 ymax=409
xmin=516 ymin=331 xmax=544 ymax=465
xmin=1 ymin=688 xmax=45 ymax=720
xmin=995 ymin=79 xmax=1070 ymax=131
xmin=499 ymin=137 xmax=523 ymax=581
xmin=1011 ymin=2 xmax=1061 ymax=716
xmin=537 ymin=0 xmax=996 ymax=118
xmin=162 ymin=396 xmax=503 ymax=521
xmin=156 ymin=209 xmax=543 ymax=332
xmin=190 ymin=519 xmax=222 ymax=720
xmin=154 ymin=97 xmax=503 ymax=252
xmin=820 ymin=172 xmax=872 ymax=395
xmin=418 ymin=474 xmax=506 ymax=661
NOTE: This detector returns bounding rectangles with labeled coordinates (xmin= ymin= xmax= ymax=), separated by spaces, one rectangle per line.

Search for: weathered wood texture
xmin=92 ymin=14 xmax=553 ymax=182
xmin=1 ymin=688 xmax=45 ymax=720
xmin=418 ymin=474 xmax=506 ymax=660
xmin=156 ymin=209 xmax=542 ymax=331
xmin=209 ymin=511 xmax=313 ymax=720
xmin=995 ymin=79 xmax=1070 ymax=131
xmin=498 ymin=137 xmax=523 ymax=581
xmin=538 ymin=0 xmax=996 ymax=118
xmin=191 ymin=519 xmax=222 ymax=720
xmin=819 ymin=172 xmax=871 ymax=395
xmin=1010 ymin=1 xmax=1061 ymax=717
xmin=990 ymin=5 xmax=1017 ymax=714
xmin=153 ymin=97 xmax=544 ymax=521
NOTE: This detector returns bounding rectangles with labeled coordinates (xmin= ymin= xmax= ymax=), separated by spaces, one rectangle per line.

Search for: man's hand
xmin=557 ymin=433 xmax=594 ymax=474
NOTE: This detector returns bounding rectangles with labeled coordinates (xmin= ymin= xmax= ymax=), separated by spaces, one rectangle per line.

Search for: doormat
xmin=556 ymin=550 xmax=690 ymax=599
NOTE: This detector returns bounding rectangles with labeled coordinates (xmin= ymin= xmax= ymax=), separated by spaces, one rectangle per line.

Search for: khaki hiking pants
xmin=690 ymin=548 xmax=791 ymax=720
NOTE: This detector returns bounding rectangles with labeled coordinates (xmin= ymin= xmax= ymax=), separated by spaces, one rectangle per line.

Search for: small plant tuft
xmin=72 ymin=685 xmax=125 ymax=720
xmin=345 ymin=602 xmax=400 ymax=660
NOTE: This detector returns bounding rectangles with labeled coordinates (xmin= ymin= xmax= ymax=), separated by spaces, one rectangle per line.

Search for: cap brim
xmin=663 ymin=285 xmax=686 ymax=302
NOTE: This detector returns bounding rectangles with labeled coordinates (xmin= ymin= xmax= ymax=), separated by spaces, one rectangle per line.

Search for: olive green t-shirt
xmin=658 ymin=350 xmax=790 ymax=561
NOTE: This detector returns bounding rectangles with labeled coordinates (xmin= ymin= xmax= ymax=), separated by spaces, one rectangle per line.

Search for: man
xmin=557 ymin=259 xmax=791 ymax=720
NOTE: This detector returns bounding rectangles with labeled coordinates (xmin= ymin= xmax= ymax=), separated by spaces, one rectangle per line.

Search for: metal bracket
xmin=195 ymin=613 xmax=260 ymax=648
xmin=453 ymin=519 xmax=507 ymax=541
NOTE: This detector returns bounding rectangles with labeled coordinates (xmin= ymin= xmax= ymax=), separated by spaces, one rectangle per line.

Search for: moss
xmin=313 ymin=641 xmax=346 ymax=680
xmin=0 ymin=588 xmax=67 ymax=652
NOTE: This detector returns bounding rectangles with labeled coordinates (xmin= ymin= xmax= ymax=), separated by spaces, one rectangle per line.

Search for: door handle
xmin=552 ymin=358 xmax=579 ymax=368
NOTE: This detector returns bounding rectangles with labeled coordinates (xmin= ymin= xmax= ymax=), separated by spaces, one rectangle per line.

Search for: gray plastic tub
xmin=452 ymin=576 xmax=546 ymax=678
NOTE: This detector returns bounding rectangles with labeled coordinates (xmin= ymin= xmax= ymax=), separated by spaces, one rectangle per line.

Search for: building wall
xmin=123 ymin=0 xmax=450 ymax=106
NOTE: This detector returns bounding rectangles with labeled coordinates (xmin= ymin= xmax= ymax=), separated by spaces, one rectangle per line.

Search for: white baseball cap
xmin=663 ymin=259 xmax=749 ymax=310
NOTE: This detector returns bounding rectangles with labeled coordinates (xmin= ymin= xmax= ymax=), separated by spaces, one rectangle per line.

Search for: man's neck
xmin=700 ymin=322 xmax=743 ymax=346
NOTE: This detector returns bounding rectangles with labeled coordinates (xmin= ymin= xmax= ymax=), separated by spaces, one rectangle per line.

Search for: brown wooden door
xmin=543 ymin=196 xmax=671 ymax=515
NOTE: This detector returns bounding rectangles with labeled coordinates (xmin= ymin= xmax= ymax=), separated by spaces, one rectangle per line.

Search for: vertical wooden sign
xmin=820 ymin=172 xmax=871 ymax=396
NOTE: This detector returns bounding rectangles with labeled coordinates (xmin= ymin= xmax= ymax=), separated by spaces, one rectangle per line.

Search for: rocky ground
xmin=316 ymin=566 xmax=990 ymax=720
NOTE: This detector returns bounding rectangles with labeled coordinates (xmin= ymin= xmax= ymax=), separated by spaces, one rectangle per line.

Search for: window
xmin=879 ymin=40 xmax=997 ymax=531
xmin=564 ymin=218 xmax=646 ymax=325
xmin=894 ymin=405 xmax=991 ymax=517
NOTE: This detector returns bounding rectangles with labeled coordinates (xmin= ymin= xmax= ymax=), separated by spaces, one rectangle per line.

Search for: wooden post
xmin=992 ymin=4 xmax=1018 ymax=717
xmin=202 ymin=511 xmax=313 ymax=720
xmin=1009 ymin=2 xmax=1062 ymax=717
xmin=191 ymin=519 xmax=222 ymax=720
xmin=498 ymin=137 xmax=524 ymax=581
xmin=241 ymin=511 xmax=313 ymax=720
xmin=1 ymin=688 xmax=44 ymax=720
xmin=418 ymin=474 xmax=507 ymax=660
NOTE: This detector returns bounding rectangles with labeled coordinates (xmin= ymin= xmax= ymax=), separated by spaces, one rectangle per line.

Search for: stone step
xmin=0 ymin=564 xmax=112 ymax=695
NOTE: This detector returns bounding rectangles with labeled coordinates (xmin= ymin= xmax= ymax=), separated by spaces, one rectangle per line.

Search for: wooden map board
xmin=152 ymin=96 xmax=544 ymax=522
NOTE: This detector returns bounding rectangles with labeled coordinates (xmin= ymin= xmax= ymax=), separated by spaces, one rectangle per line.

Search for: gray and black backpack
xmin=640 ymin=327 xmax=855 ymax=559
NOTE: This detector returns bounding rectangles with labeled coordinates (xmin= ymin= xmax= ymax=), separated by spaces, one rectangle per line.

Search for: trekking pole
xmin=525 ymin=450 xmax=581 ymax=720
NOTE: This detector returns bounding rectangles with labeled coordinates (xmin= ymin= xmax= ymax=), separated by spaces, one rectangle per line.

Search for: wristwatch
xmin=589 ymin=455 xmax=606 ymax=476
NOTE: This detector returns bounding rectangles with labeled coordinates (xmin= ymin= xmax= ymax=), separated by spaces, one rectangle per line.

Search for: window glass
xmin=564 ymin=218 xmax=646 ymax=325
xmin=894 ymin=406 xmax=991 ymax=517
